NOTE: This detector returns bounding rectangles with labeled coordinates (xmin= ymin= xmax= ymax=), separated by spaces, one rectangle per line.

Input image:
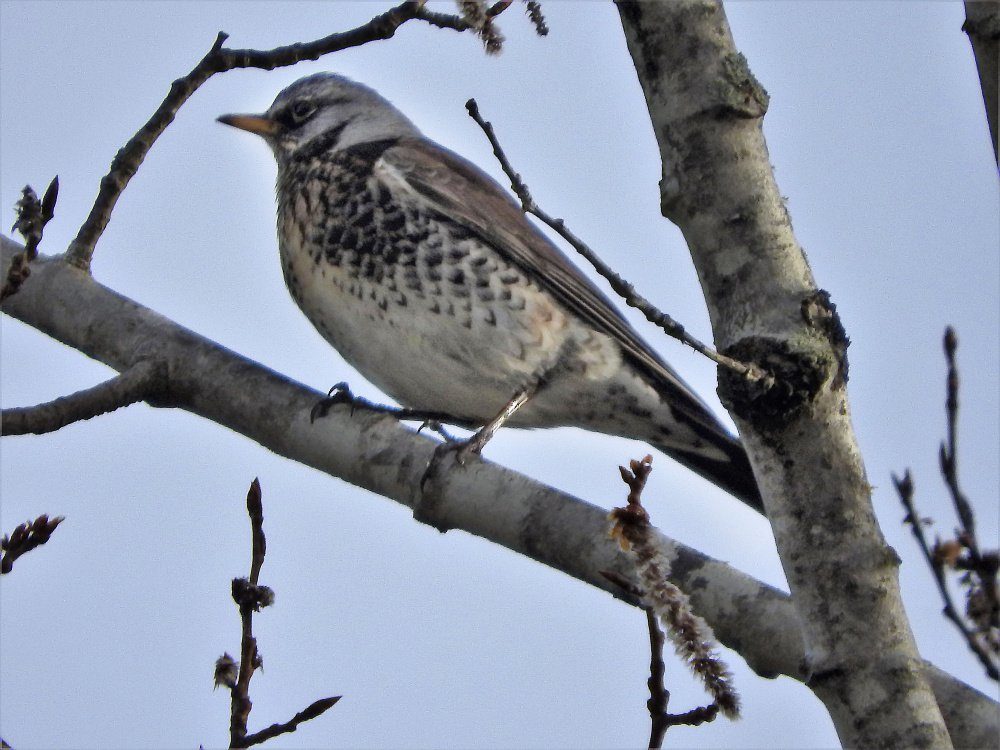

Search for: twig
xmin=1 ymin=514 xmax=64 ymax=575
xmin=221 ymin=479 xmax=339 ymax=748
xmin=230 ymin=478 xmax=272 ymax=746
xmin=1 ymin=360 xmax=168 ymax=436
xmin=645 ymin=607 xmax=670 ymax=748
xmin=2 ymin=177 xmax=58 ymax=302
xmin=242 ymin=697 xmax=341 ymax=747
xmin=940 ymin=327 xmax=979 ymax=552
xmin=64 ymin=1 xmax=519 ymax=271
xmin=597 ymin=571 xmax=718 ymax=747
xmin=609 ymin=456 xmax=739 ymax=730
xmin=464 ymin=99 xmax=772 ymax=387
xmin=892 ymin=327 xmax=999 ymax=681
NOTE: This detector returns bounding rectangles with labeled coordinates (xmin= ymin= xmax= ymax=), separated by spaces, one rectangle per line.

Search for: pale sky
xmin=1 ymin=2 xmax=997 ymax=748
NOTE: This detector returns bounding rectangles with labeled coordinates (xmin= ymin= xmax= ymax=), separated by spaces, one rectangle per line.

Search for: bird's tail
xmin=650 ymin=435 xmax=764 ymax=514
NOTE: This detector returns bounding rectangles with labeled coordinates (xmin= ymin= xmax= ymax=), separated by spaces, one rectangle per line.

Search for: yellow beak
xmin=217 ymin=113 xmax=281 ymax=137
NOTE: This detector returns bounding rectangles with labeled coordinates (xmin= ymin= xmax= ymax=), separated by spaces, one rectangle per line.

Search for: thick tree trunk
xmin=617 ymin=2 xmax=953 ymax=747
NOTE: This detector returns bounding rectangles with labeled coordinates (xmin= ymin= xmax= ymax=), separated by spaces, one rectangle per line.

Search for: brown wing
xmin=376 ymin=137 xmax=731 ymax=437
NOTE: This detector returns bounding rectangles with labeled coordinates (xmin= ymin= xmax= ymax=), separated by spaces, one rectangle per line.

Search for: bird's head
xmin=218 ymin=73 xmax=421 ymax=161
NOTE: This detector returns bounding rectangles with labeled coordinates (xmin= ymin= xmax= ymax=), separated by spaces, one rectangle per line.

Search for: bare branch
xmin=893 ymin=328 xmax=999 ymax=681
xmin=894 ymin=470 xmax=996 ymax=679
xmin=963 ymin=1 xmax=1000 ymax=165
xmin=3 ymin=238 xmax=995 ymax=747
xmin=611 ymin=456 xmax=740 ymax=720
xmin=230 ymin=479 xmax=272 ymax=747
xmin=65 ymin=1 xmax=520 ymax=271
xmin=1 ymin=514 xmax=64 ymax=575
xmin=2 ymin=359 xmax=168 ymax=436
xmin=940 ymin=327 xmax=978 ymax=547
xmin=617 ymin=3 xmax=950 ymax=745
xmin=223 ymin=479 xmax=336 ymax=748
xmin=645 ymin=607 xmax=670 ymax=748
xmin=246 ymin=478 xmax=266 ymax=586
xmin=464 ymin=98 xmax=773 ymax=387
xmin=242 ymin=697 xmax=341 ymax=747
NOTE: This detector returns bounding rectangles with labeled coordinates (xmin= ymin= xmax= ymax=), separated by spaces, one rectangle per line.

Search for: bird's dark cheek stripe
xmin=295 ymin=117 xmax=358 ymax=161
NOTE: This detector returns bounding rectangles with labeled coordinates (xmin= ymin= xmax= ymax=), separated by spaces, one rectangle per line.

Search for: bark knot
xmin=718 ymin=335 xmax=834 ymax=432
xmin=800 ymin=289 xmax=849 ymax=389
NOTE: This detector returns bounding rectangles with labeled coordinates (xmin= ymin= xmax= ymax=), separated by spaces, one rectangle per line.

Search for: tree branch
xmin=893 ymin=327 xmax=999 ymax=681
xmin=464 ymin=98 xmax=772 ymax=387
xmin=64 ymin=1 xmax=518 ymax=271
xmin=1 ymin=236 xmax=995 ymax=747
xmin=2 ymin=359 xmax=167 ymax=436
xmin=617 ymin=1 xmax=951 ymax=746
xmin=894 ymin=470 xmax=998 ymax=681
xmin=222 ymin=479 xmax=338 ymax=748
xmin=963 ymin=1 xmax=1000 ymax=165
xmin=611 ymin=456 xmax=739 ymax=719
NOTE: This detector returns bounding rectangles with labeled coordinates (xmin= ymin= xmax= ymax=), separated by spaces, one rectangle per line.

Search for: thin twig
xmin=1 ymin=514 xmax=64 ymax=575
xmin=610 ymin=456 xmax=739 ymax=727
xmin=247 ymin=477 xmax=266 ymax=586
xmin=464 ymin=99 xmax=772 ymax=387
xmin=892 ymin=327 xmax=999 ymax=680
xmin=223 ymin=479 xmax=338 ymax=748
xmin=941 ymin=327 xmax=979 ymax=552
xmin=1 ymin=360 xmax=168 ymax=436
xmin=242 ymin=697 xmax=341 ymax=747
xmin=893 ymin=471 xmax=996 ymax=679
xmin=646 ymin=607 xmax=670 ymax=748
xmin=64 ymin=1 xmax=518 ymax=271
xmin=230 ymin=479 xmax=269 ymax=747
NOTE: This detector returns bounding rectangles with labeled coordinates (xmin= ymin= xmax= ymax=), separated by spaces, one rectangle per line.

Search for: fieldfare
xmin=219 ymin=73 xmax=762 ymax=511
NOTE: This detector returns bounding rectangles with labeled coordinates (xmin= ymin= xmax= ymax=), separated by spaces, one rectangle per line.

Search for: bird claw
xmin=310 ymin=382 xmax=356 ymax=423
xmin=416 ymin=419 xmax=458 ymax=443
xmin=420 ymin=438 xmax=480 ymax=492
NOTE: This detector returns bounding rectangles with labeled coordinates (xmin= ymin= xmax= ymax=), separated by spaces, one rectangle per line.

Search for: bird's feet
xmin=310 ymin=382 xmax=357 ymax=423
xmin=416 ymin=419 xmax=458 ymax=443
xmin=418 ymin=386 xmax=535 ymax=492
xmin=420 ymin=433 xmax=486 ymax=491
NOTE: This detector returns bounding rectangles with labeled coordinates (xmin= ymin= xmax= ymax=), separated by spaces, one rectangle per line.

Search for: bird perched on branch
xmin=219 ymin=73 xmax=762 ymax=512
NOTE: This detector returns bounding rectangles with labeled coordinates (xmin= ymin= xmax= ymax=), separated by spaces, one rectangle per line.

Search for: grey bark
xmin=964 ymin=1 xmax=1000 ymax=165
xmin=1 ymin=237 xmax=996 ymax=747
xmin=617 ymin=1 xmax=956 ymax=747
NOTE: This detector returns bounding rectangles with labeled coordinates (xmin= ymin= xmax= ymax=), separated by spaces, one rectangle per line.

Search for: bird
xmin=218 ymin=73 xmax=763 ymax=513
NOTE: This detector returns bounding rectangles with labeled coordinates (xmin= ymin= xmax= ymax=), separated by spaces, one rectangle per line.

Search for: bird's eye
xmin=289 ymin=100 xmax=317 ymax=125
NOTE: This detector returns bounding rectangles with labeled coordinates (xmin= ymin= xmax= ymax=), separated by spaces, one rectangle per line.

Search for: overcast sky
xmin=1 ymin=2 xmax=997 ymax=748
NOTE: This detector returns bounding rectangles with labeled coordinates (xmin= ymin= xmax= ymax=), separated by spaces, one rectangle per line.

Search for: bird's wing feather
xmin=379 ymin=137 xmax=728 ymax=438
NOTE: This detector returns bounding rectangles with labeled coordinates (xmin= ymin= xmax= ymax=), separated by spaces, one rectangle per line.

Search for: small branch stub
xmin=2 ymin=176 xmax=58 ymax=302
